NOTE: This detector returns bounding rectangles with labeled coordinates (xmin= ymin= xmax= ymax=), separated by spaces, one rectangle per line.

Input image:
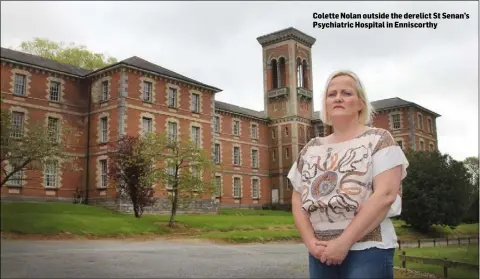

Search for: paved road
xmin=1 ymin=239 xmax=310 ymax=278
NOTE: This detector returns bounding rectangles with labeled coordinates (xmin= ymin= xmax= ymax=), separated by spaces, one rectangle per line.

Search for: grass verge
xmin=394 ymin=244 xmax=479 ymax=279
xmin=1 ymin=202 xmax=478 ymax=245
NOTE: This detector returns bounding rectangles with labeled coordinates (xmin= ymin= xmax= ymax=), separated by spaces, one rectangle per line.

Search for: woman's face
xmin=325 ymin=75 xmax=364 ymax=123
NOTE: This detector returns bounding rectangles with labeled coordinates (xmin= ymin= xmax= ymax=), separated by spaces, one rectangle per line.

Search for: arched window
xmin=302 ymin=59 xmax=308 ymax=89
xmin=271 ymin=59 xmax=278 ymax=89
xmin=278 ymin=57 xmax=286 ymax=88
xmin=296 ymin=58 xmax=303 ymax=88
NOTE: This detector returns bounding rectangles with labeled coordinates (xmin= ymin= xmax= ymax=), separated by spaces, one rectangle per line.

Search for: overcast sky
xmin=1 ymin=1 xmax=478 ymax=161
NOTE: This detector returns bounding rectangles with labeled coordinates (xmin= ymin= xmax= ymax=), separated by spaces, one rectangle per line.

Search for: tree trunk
xmin=169 ymin=188 xmax=179 ymax=227
xmin=133 ymin=202 xmax=143 ymax=218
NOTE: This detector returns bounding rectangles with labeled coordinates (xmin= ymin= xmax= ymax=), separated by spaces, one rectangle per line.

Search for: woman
xmin=287 ymin=70 xmax=409 ymax=279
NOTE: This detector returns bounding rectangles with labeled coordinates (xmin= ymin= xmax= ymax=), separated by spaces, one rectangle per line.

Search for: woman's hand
xmin=307 ymin=239 xmax=327 ymax=260
xmin=317 ymin=238 xmax=352 ymax=265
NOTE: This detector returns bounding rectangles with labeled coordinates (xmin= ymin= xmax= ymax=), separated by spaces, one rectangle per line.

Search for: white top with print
xmin=287 ymin=128 xmax=409 ymax=251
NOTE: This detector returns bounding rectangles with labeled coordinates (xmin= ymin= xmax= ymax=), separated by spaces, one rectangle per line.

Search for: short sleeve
xmin=372 ymin=130 xmax=409 ymax=218
xmin=372 ymin=130 xmax=409 ymax=180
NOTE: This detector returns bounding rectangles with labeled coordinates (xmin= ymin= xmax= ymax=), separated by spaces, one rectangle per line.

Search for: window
xmin=214 ymin=116 xmax=220 ymax=133
xmin=428 ymin=118 xmax=433 ymax=133
xmin=233 ymin=177 xmax=241 ymax=198
xmin=191 ymin=126 xmax=200 ymax=148
xmin=44 ymin=160 xmax=58 ymax=188
xmin=233 ymin=120 xmax=240 ymax=136
xmin=285 ymin=127 xmax=289 ymax=136
xmin=233 ymin=146 xmax=240 ymax=165
xmin=101 ymin=81 xmax=108 ymax=101
xmin=168 ymin=88 xmax=177 ymax=107
xmin=166 ymin=166 xmax=175 ymax=189
xmin=191 ymin=93 xmax=200 ymax=112
xmin=215 ymin=176 xmax=221 ymax=197
xmin=285 ymin=147 xmax=289 ymax=158
xmin=14 ymin=74 xmax=25 ymax=96
xmin=49 ymin=81 xmax=60 ymax=102
xmin=417 ymin=114 xmax=423 ymax=130
xmin=251 ymin=124 xmax=258 ymax=139
xmin=272 ymin=149 xmax=276 ymax=161
xmin=317 ymin=125 xmax=324 ymax=137
xmin=392 ymin=114 xmax=401 ymax=129
xmin=397 ymin=140 xmax=403 ymax=150
xmin=296 ymin=58 xmax=308 ymax=88
xmin=11 ymin=112 xmax=24 ymax=138
xmin=429 ymin=143 xmax=435 ymax=151
xmin=419 ymin=141 xmax=424 ymax=151
xmin=100 ymin=159 xmax=108 ymax=188
xmin=167 ymin=122 xmax=177 ymax=142
xmin=47 ymin=117 xmax=59 ymax=143
xmin=214 ymin=144 xmax=220 ymax=164
xmin=142 ymin=117 xmax=152 ymax=135
xmin=8 ymin=161 xmax=23 ymax=187
xmin=100 ymin=117 xmax=108 ymax=142
xmin=252 ymin=149 xmax=258 ymax=168
xmin=143 ymin=81 xmax=152 ymax=102
xmin=252 ymin=178 xmax=259 ymax=199
xmin=191 ymin=165 xmax=198 ymax=178
xmin=272 ymin=129 xmax=276 ymax=139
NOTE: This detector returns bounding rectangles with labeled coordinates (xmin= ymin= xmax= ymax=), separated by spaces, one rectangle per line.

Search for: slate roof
xmin=371 ymin=97 xmax=441 ymax=117
xmin=117 ymin=56 xmax=221 ymax=92
xmin=311 ymin=97 xmax=440 ymax=120
xmin=371 ymin=97 xmax=412 ymax=111
xmin=0 ymin=47 xmax=221 ymax=92
xmin=1 ymin=47 xmax=91 ymax=76
xmin=215 ymin=100 xmax=266 ymax=119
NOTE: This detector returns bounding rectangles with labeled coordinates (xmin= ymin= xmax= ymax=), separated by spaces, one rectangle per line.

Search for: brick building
xmin=0 ymin=27 xmax=440 ymax=210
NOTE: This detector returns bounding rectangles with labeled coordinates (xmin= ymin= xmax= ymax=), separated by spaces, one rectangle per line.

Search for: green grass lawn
xmin=394 ymin=244 xmax=479 ymax=279
xmin=1 ymin=202 xmax=478 ymax=245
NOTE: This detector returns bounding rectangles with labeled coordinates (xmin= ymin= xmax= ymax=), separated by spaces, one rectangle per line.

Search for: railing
xmin=297 ymin=87 xmax=313 ymax=99
xmin=397 ymin=235 xmax=479 ymax=249
xmin=267 ymin=87 xmax=289 ymax=99
xmin=399 ymin=251 xmax=479 ymax=278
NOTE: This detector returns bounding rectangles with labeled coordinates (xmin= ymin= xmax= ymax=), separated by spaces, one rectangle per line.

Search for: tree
xmin=0 ymin=100 xmax=81 ymax=187
xmin=463 ymin=156 xmax=479 ymax=223
xmin=107 ymin=134 xmax=163 ymax=218
xmin=464 ymin=156 xmax=479 ymax=188
xmin=17 ymin=38 xmax=117 ymax=70
xmin=401 ymin=151 xmax=473 ymax=232
xmin=158 ymin=133 xmax=218 ymax=228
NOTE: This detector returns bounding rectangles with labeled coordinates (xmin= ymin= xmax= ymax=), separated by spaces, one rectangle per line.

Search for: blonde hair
xmin=320 ymin=70 xmax=375 ymax=126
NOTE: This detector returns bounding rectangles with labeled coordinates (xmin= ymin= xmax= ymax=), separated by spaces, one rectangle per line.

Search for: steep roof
xmin=0 ymin=47 xmax=221 ymax=92
xmin=118 ymin=56 xmax=221 ymax=92
xmin=371 ymin=97 xmax=441 ymax=117
xmin=0 ymin=47 xmax=91 ymax=76
xmin=215 ymin=100 xmax=266 ymax=120
xmin=312 ymin=97 xmax=441 ymax=120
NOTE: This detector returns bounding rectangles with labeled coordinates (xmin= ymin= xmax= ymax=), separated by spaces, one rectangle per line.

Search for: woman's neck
xmin=330 ymin=119 xmax=367 ymax=142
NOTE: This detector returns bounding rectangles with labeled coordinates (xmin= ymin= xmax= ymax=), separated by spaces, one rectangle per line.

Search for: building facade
xmin=0 ymin=27 xmax=440 ymax=209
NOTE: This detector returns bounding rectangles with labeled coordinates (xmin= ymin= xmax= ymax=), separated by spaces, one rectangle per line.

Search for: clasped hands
xmin=307 ymin=237 xmax=352 ymax=266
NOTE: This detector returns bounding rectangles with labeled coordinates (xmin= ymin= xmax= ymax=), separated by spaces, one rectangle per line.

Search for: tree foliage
xmin=401 ymin=151 xmax=473 ymax=232
xmin=157 ymin=133 xmax=218 ymax=228
xmin=17 ymin=38 xmax=117 ymax=70
xmin=463 ymin=156 xmax=479 ymax=189
xmin=463 ymin=156 xmax=479 ymax=223
xmin=0 ymin=99 xmax=81 ymax=187
xmin=107 ymin=132 xmax=218 ymax=221
xmin=107 ymin=134 xmax=163 ymax=218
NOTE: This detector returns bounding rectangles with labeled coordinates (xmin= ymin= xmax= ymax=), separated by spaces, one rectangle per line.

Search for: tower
xmin=256 ymin=27 xmax=316 ymax=204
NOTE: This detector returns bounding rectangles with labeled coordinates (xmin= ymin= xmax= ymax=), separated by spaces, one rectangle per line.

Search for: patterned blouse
xmin=287 ymin=127 xmax=409 ymax=251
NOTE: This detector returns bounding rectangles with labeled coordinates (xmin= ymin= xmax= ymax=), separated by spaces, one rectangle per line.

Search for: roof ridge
xmin=1 ymin=47 xmax=90 ymax=72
